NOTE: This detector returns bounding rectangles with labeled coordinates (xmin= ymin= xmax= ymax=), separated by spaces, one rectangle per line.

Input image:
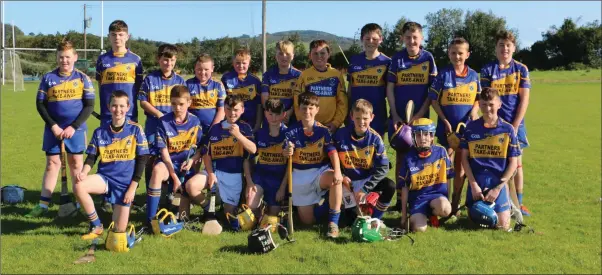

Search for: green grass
xmin=1 ymin=70 xmax=601 ymax=274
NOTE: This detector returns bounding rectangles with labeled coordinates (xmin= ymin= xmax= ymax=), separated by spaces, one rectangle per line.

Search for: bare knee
xmin=151 ymin=164 xmax=168 ymax=188
xmin=46 ymin=156 xmax=61 ymax=171
xmin=410 ymin=214 xmax=428 ymax=233
xmin=496 ymin=211 xmax=511 ymax=231
xmin=413 ymin=225 xmax=427 ymax=232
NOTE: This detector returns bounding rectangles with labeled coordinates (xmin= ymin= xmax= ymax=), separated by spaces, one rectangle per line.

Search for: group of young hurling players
xmin=28 ymin=19 xmax=531 ymax=241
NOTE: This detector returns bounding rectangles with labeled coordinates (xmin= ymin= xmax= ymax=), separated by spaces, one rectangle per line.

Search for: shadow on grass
xmin=218 ymin=244 xmax=254 ymax=255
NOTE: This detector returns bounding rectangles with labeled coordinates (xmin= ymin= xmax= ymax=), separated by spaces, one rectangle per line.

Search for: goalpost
xmin=4 ymin=49 xmax=24 ymax=92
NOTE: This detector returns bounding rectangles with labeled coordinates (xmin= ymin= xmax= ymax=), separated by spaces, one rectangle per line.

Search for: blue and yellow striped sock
xmin=87 ymin=211 xmax=101 ymax=227
xmin=328 ymin=209 xmax=340 ymax=225
xmin=147 ymin=187 xmax=161 ymax=222
xmin=39 ymin=196 xmax=51 ymax=209
xmin=517 ymin=193 xmax=524 ymax=205
xmin=372 ymin=201 xmax=390 ymax=219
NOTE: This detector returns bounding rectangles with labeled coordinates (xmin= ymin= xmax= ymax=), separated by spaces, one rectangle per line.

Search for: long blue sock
xmin=517 ymin=193 xmax=524 ymax=205
xmin=38 ymin=196 xmax=51 ymax=208
xmin=147 ymin=187 xmax=161 ymax=222
xmin=86 ymin=211 xmax=101 ymax=227
xmin=372 ymin=201 xmax=390 ymax=219
xmin=328 ymin=209 xmax=341 ymax=225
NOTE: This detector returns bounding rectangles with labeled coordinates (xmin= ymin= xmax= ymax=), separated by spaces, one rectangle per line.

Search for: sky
xmin=2 ymin=1 xmax=601 ymax=49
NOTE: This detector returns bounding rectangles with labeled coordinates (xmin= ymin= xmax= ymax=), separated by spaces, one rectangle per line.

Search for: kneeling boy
xmin=283 ymin=91 xmax=343 ymax=238
xmin=75 ymin=90 xmax=149 ymax=239
xmin=398 ymin=118 xmax=454 ymax=232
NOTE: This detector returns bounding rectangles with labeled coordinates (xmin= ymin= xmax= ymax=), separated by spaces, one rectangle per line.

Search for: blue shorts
xmin=42 ymin=127 xmax=87 ymax=155
xmin=409 ymin=193 xmax=445 ymax=216
xmin=517 ymin=123 xmax=529 ymax=149
xmin=98 ymin=174 xmax=131 ymax=207
xmin=465 ymin=172 xmax=510 ymax=213
xmin=253 ymin=175 xmax=282 ymax=207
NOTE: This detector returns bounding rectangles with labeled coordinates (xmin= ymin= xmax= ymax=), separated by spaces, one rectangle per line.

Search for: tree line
xmin=2 ymin=8 xmax=600 ymax=77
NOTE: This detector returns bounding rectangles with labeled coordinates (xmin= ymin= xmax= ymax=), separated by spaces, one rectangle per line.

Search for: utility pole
xmin=83 ymin=4 xmax=87 ymax=59
xmin=262 ymin=0 xmax=266 ymax=73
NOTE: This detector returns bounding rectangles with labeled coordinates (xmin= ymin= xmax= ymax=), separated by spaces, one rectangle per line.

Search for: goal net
xmin=4 ymin=51 xmax=25 ymax=92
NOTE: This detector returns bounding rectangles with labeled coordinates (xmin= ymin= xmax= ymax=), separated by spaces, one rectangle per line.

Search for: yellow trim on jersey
xmin=350 ymin=65 xmax=387 ymax=87
xmin=395 ymin=61 xmax=431 ymax=85
xmin=409 ymin=158 xmax=448 ymax=191
xmin=292 ymin=137 xmax=326 ymax=165
xmin=47 ymin=79 xmax=85 ymax=102
xmin=257 ymin=143 xmax=286 ymax=165
xmin=468 ymin=133 xmax=514 ymax=159
xmin=440 ymin=82 xmax=479 ymax=106
xmin=147 ymin=84 xmax=181 ymax=107
xmin=101 ymin=63 xmax=138 ymax=84
xmin=228 ymin=84 xmax=257 ymax=102
xmin=191 ymin=88 xmax=222 ymax=110
xmin=167 ymin=127 xmax=199 ymax=154
xmin=338 ymin=145 xmax=375 ymax=170
xmin=210 ymin=136 xmax=244 ymax=160
xmin=99 ymin=136 xmax=137 ymax=162
xmin=269 ymin=79 xmax=295 ymax=99
xmin=490 ymin=72 xmax=521 ymax=96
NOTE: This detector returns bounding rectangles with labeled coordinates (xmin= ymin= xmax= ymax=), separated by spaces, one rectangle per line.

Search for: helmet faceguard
xmin=411 ymin=118 xmax=436 ymax=154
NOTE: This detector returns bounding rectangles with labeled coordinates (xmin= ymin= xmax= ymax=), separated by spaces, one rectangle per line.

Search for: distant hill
xmin=237 ymin=30 xmax=357 ymax=51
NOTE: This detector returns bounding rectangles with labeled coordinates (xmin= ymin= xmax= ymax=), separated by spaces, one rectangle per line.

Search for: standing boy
xmin=138 ymin=44 xmax=186 ymax=191
xmin=96 ymin=20 xmax=143 ymax=122
xmin=187 ymin=54 xmax=226 ymax=136
xmin=221 ymin=49 xmax=263 ymax=132
xmin=480 ymin=30 xmax=531 ymax=216
xmin=261 ymin=41 xmax=302 ymax=126
xmin=387 ymin=21 xmax=437 ymax=211
xmin=294 ymin=40 xmax=348 ymax=133
xmin=347 ymin=23 xmax=391 ymax=137
xmin=283 ymin=91 xmax=344 ymax=238
xmin=27 ymin=40 xmax=95 ymax=218
xmin=429 ymin=37 xmax=480 ymax=215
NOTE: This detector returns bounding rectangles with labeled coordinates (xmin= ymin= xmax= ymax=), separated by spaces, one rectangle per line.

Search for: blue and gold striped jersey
xmin=86 ymin=119 xmax=149 ymax=187
xmin=252 ymin=123 xmax=288 ymax=181
xmin=284 ymin=121 xmax=336 ymax=170
xmin=138 ymin=70 xmax=186 ymax=122
xmin=220 ymin=71 xmax=262 ymax=129
xmin=460 ymin=117 xmax=521 ymax=178
xmin=480 ymin=59 xmax=531 ymax=124
xmin=201 ymin=120 xmax=254 ymax=174
xmin=156 ymin=112 xmax=203 ymax=164
xmin=186 ymin=77 xmax=227 ymax=131
xmin=347 ymin=52 xmax=391 ymax=123
xmin=293 ymin=64 xmax=348 ymax=128
xmin=398 ymin=145 xmax=453 ymax=203
xmin=96 ymin=49 xmax=143 ymax=121
xmin=333 ymin=125 xmax=388 ymax=181
xmin=387 ymin=48 xmax=437 ymax=121
xmin=37 ymin=68 xmax=95 ymax=129
xmin=429 ymin=65 xmax=481 ymax=137
xmin=261 ymin=65 xmax=302 ymax=111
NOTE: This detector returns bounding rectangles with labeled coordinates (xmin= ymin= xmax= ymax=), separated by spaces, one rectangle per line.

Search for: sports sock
xmin=39 ymin=196 xmax=51 ymax=209
xmin=86 ymin=211 xmax=101 ymax=227
xmin=372 ymin=201 xmax=390 ymax=219
xmin=518 ymin=193 xmax=524 ymax=205
xmin=328 ymin=209 xmax=341 ymax=225
xmin=147 ymin=187 xmax=161 ymax=222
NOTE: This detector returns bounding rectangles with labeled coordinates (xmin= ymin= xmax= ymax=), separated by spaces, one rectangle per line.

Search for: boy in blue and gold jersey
xmin=261 ymin=41 xmax=301 ymax=125
xmin=461 ymin=87 xmax=520 ymax=231
xmin=334 ymin=99 xmax=395 ymax=220
xmin=221 ymin=48 xmax=263 ymax=132
xmin=347 ymin=23 xmax=391 ymax=137
xmin=283 ymin=91 xmax=344 ymax=238
xmin=74 ymin=90 xmax=149 ymax=239
xmin=388 ymin=21 xmax=437 ymax=212
xmin=480 ymin=30 xmax=532 ymax=216
xmin=145 ymin=85 xmax=203 ymax=227
xmin=398 ymin=118 xmax=453 ymax=232
xmin=26 ymin=41 xmax=95 ymax=218
xmin=96 ymin=20 xmax=143 ymax=122
xmin=429 ymin=37 xmax=480 ymax=215
xmin=294 ymin=40 xmax=348 ymax=133
xmin=185 ymin=94 xmax=257 ymax=220
xmin=139 ymin=44 xmax=186 ymax=189
xmin=246 ymin=98 xmax=288 ymax=222
xmin=187 ymin=54 xmax=226 ymax=135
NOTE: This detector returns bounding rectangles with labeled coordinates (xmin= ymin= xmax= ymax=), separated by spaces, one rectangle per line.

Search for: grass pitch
xmin=1 ymin=70 xmax=600 ymax=274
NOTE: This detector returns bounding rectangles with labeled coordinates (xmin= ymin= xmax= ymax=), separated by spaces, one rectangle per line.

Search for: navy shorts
xmin=42 ymin=127 xmax=86 ymax=155
xmin=98 ymin=174 xmax=131 ymax=207
xmin=253 ymin=175 xmax=282 ymax=207
xmin=409 ymin=193 xmax=445 ymax=216
xmin=465 ymin=172 xmax=511 ymax=213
